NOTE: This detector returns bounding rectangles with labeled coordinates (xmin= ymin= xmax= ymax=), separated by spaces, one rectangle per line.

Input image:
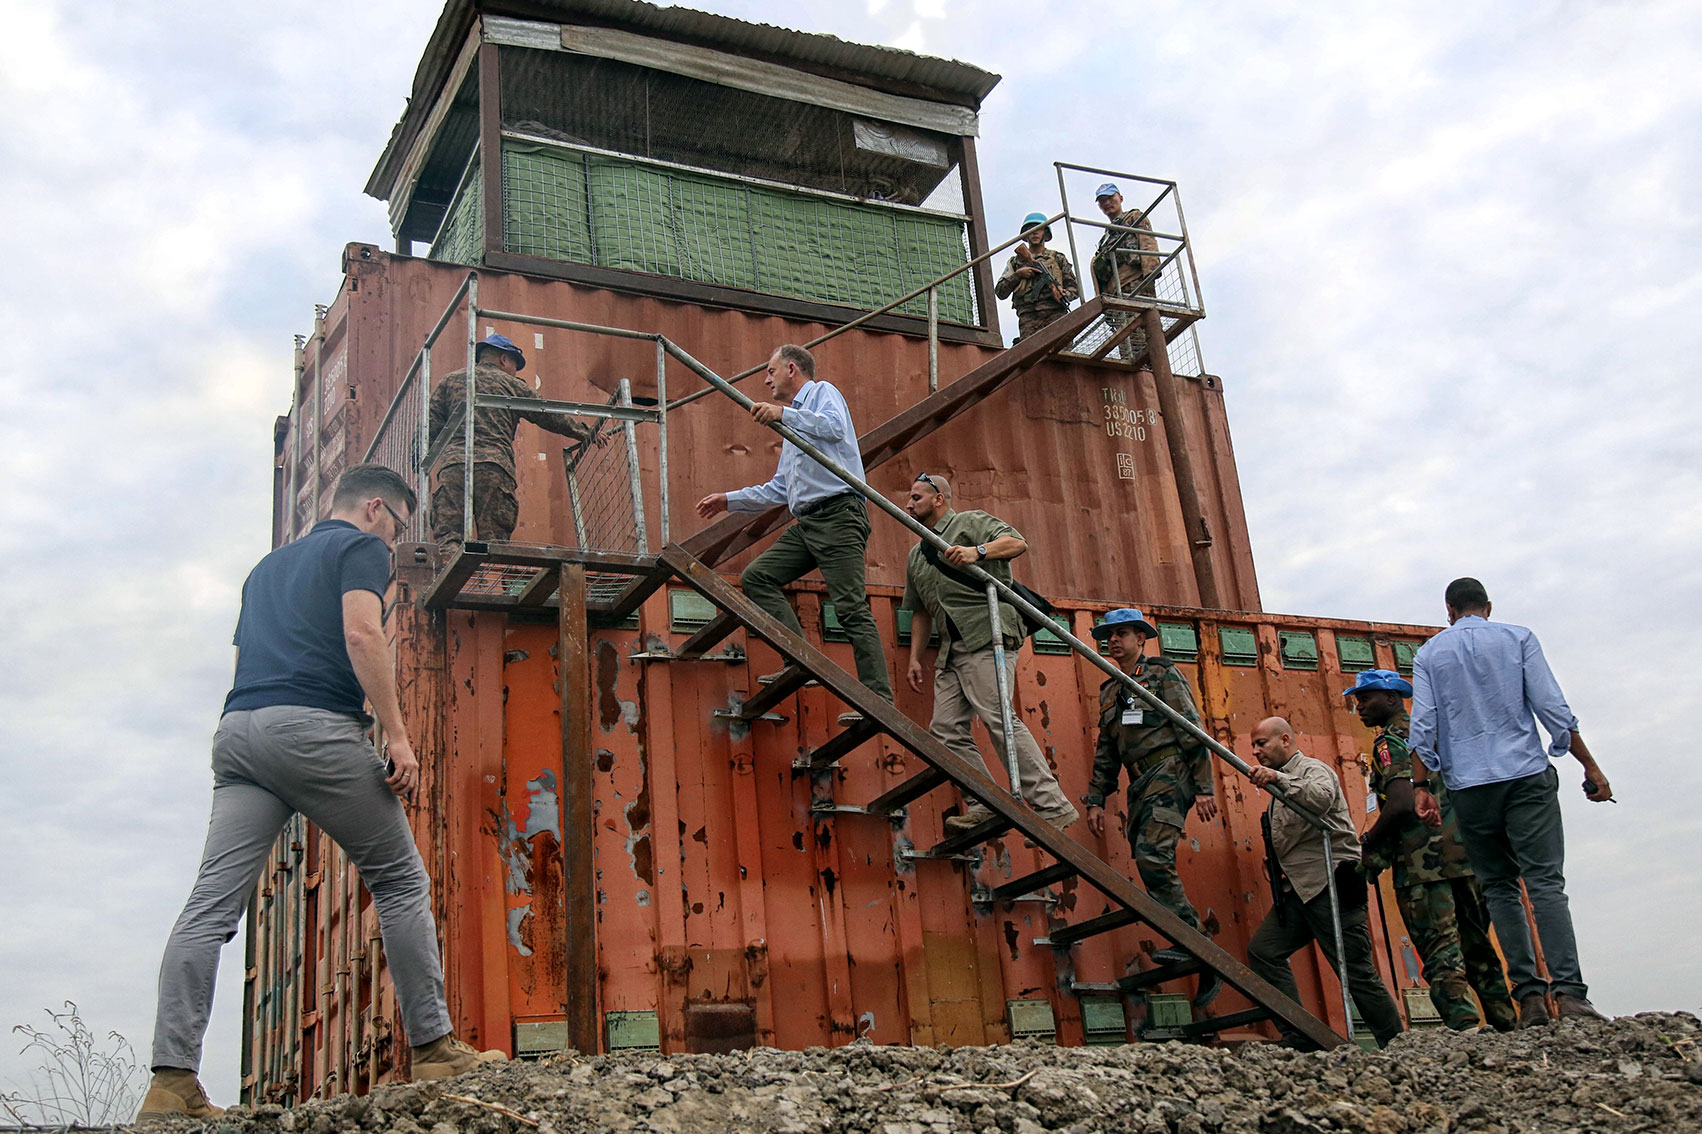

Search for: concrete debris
xmin=145 ymin=1012 xmax=1701 ymax=1134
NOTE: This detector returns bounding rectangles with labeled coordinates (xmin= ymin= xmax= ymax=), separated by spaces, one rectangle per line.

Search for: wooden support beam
xmin=1047 ymin=908 xmax=1139 ymax=948
xmin=676 ymin=609 xmax=740 ymax=660
xmin=991 ymin=861 xmax=1078 ymax=902
xmin=737 ymin=666 xmax=811 ymax=720
xmin=799 ymin=718 xmax=881 ymax=771
xmin=864 ymin=766 xmax=947 ymax=813
xmin=477 ymin=42 xmax=503 ymax=263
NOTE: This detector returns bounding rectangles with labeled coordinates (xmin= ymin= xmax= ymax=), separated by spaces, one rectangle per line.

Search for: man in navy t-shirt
xmin=140 ymin=465 xmax=503 ymax=1122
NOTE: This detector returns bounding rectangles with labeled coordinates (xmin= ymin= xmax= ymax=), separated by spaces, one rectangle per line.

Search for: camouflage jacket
xmin=994 ymin=247 xmax=1079 ymax=313
xmin=427 ymin=364 xmax=588 ymax=480
xmin=1364 ymin=711 xmax=1474 ymax=886
xmin=1086 ymin=656 xmax=1212 ymax=807
xmin=1092 ymin=208 xmax=1161 ymax=295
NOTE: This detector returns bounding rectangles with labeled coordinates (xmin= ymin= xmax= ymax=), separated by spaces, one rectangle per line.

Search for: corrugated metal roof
xmin=367 ymin=0 xmax=1001 ymax=202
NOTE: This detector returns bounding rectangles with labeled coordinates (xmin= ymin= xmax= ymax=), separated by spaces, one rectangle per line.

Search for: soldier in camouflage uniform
xmin=1085 ymin=608 xmax=1220 ymax=999
xmin=1090 ymin=183 xmax=1162 ymax=363
xmin=994 ymin=212 xmax=1079 ymax=341
xmin=1349 ymin=669 xmax=1518 ymax=1033
xmin=427 ymin=333 xmax=591 ymax=545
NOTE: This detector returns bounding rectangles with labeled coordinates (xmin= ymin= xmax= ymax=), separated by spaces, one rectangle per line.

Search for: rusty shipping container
xmin=242 ymin=0 xmax=1461 ymax=1102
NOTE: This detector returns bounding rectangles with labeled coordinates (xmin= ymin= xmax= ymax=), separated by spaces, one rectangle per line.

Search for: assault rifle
xmin=1014 ymin=242 xmax=1071 ymax=307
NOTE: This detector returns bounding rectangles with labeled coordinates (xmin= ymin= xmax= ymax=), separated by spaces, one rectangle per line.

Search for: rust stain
xmin=595 ymin=640 xmax=635 ymax=731
xmin=820 ymin=867 xmax=838 ymax=897
xmin=691 ymin=826 xmax=708 ymax=843
xmin=1002 ymin=920 xmax=1020 ymax=961
xmin=1039 ymin=698 xmax=1051 ymax=730
xmin=1035 ymin=671 xmax=1047 ymax=687
xmin=791 ymin=831 xmax=805 ymax=851
xmin=595 ymin=749 xmax=615 ymax=773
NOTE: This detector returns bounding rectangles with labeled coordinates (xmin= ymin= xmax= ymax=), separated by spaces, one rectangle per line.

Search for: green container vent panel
xmin=669 ymin=589 xmax=719 ymax=634
xmin=1279 ymin=630 xmax=1319 ymax=671
xmin=1159 ymin=622 xmax=1199 ymax=662
xmin=895 ymin=607 xmax=939 ymax=647
xmin=1006 ymin=998 xmax=1057 ymax=1044
xmin=1219 ymin=626 xmax=1258 ymax=667
xmin=819 ymin=601 xmax=851 ymax=643
xmin=1032 ymin=627 xmax=1072 ymax=655
xmin=1146 ymin=992 xmax=1192 ymax=1035
xmin=430 ymin=139 xmax=978 ymax=323
xmin=1392 ymin=640 xmax=1420 ymax=676
xmin=605 ymin=1011 xmax=661 ymax=1051
xmin=1336 ymin=635 xmax=1375 ymax=674
xmin=1080 ymin=996 xmax=1128 ymax=1046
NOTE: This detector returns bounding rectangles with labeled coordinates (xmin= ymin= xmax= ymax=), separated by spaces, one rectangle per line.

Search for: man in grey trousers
xmin=1409 ymin=576 xmax=1614 ymax=1027
xmin=140 ymin=465 xmax=502 ymax=1122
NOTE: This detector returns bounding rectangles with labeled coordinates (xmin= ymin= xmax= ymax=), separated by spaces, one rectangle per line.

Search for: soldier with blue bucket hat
xmin=1085 ymin=607 xmax=1221 ymax=1004
xmin=1347 ymin=668 xmax=1517 ymax=1032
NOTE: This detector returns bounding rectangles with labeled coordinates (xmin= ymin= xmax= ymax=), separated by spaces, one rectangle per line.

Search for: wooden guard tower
xmin=245 ymin=0 xmax=1450 ymax=1104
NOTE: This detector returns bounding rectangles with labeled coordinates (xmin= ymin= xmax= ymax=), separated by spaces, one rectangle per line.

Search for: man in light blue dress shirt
xmin=697 ymin=345 xmax=892 ymax=700
xmin=1408 ymin=577 xmax=1614 ymax=1027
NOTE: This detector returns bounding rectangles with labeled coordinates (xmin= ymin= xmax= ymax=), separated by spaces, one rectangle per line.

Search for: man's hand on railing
xmin=1248 ymin=765 xmax=1282 ymax=790
xmin=695 ymin=492 xmax=729 ymax=519
xmin=751 ymin=402 xmax=785 ymax=426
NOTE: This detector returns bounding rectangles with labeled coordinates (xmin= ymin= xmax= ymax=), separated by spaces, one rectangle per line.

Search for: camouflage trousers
xmin=1394 ymin=875 xmax=1518 ymax=1032
xmin=1014 ymin=306 xmax=1069 ymax=342
xmin=1126 ymin=776 xmax=1201 ymax=932
xmin=432 ymin=464 xmax=518 ymax=545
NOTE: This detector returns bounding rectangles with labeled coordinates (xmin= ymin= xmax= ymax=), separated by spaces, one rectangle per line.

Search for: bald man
xmin=1246 ymin=717 xmax=1404 ymax=1049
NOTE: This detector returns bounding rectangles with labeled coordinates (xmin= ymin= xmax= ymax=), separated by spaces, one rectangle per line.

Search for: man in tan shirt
xmin=1246 ymin=717 xmax=1404 ymax=1048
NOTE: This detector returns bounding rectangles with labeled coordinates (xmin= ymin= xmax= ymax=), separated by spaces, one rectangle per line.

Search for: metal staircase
xmin=658 ymin=542 xmax=1344 ymax=1050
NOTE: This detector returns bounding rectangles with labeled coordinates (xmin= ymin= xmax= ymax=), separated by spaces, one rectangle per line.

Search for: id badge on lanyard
xmin=1121 ymin=695 xmax=1144 ymax=727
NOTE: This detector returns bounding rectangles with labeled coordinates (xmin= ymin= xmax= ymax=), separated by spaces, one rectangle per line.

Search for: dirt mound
xmin=152 ymin=1012 xmax=1701 ymax=1134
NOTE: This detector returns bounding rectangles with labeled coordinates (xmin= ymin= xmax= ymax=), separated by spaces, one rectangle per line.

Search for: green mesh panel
xmin=488 ymin=138 xmax=974 ymax=323
xmin=429 ymin=159 xmax=483 ymax=265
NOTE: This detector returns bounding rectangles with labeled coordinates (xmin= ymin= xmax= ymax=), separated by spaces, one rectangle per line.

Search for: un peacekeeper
xmin=1085 ymin=608 xmax=1221 ymax=998
xmin=426 ymin=333 xmax=591 ymax=545
xmin=1090 ymin=183 xmax=1162 ymax=362
xmin=994 ymin=212 xmax=1079 ymax=341
xmin=1350 ymin=670 xmax=1519 ymax=1033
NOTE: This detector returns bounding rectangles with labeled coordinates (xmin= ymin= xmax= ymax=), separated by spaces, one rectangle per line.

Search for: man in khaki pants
xmin=900 ymin=473 xmax=1077 ymax=832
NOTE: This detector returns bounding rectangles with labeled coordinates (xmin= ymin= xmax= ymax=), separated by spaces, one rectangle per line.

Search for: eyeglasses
xmin=913 ymin=473 xmax=945 ymax=494
xmin=379 ymin=498 xmax=408 ymax=534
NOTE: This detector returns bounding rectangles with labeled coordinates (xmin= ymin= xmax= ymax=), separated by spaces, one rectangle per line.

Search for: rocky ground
xmin=143 ymin=1012 xmax=1701 ymax=1134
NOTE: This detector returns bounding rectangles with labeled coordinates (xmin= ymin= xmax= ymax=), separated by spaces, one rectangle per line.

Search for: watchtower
xmin=246 ymin=0 xmax=1445 ymax=1104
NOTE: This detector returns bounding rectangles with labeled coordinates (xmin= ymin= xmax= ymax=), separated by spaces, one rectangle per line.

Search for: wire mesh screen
xmin=496 ymin=136 xmax=977 ymax=323
xmin=566 ymin=418 xmax=647 ymax=556
xmin=360 ymin=372 xmax=430 ymax=543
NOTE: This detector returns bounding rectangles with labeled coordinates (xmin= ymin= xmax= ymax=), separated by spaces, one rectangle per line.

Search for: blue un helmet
xmin=1342 ymin=669 xmax=1414 ymax=698
xmin=1019 ymin=211 xmax=1052 ymax=241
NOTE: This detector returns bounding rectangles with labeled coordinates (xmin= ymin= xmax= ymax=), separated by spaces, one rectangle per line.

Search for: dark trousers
xmin=739 ymin=495 xmax=892 ymax=699
xmin=1248 ymin=887 xmax=1405 ymax=1047
xmin=1449 ymin=764 xmax=1585 ymax=1001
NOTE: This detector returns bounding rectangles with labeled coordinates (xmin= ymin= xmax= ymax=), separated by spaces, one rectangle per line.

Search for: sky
xmin=2 ymin=0 xmax=1698 ymax=1113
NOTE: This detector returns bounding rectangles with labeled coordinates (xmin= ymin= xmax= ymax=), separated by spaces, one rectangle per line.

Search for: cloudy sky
xmin=2 ymin=0 xmax=1697 ymax=1111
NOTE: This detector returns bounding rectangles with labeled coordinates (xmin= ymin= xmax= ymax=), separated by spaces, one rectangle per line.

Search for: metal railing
xmin=361 ymin=278 xmax=672 ymax=556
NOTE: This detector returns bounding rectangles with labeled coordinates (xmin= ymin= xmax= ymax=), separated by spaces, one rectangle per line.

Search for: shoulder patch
xmin=1373 ymin=738 xmax=1394 ymax=769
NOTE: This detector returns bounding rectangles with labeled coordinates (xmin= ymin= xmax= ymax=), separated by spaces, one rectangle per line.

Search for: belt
xmin=794 ymin=491 xmax=859 ymax=518
xmin=1129 ymin=744 xmax=1183 ymax=778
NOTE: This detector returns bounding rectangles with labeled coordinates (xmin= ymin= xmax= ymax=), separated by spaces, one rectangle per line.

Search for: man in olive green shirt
xmin=900 ymin=474 xmax=1077 ymax=833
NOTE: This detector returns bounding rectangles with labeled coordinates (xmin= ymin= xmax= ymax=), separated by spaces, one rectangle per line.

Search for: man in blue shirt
xmin=697 ymin=345 xmax=892 ymax=701
xmin=1408 ymin=577 xmax=1614 ymax=1028
xmin=140 ymin=466 xmax=502 ymax=1122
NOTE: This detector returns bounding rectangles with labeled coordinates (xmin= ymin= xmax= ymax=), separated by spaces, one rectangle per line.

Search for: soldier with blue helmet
xmin=426 ymin=333 xmax=591 ymax=545
xmin=994 ymin=211 xmax=1079 ymax=341
xmin=1086 ymin=608 xmax=1221 ymax=1001
xmin=1348 ymin=668 xmax=1517 ymax=1032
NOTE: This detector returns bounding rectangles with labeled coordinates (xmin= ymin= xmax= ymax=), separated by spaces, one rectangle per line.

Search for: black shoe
xmin=1193 ymin=970 xmax=1223 ymax=1007
xmin=1277 ymin=1033 xmax=1321 ymax=1051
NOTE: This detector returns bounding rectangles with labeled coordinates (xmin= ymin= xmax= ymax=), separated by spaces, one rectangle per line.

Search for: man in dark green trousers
xmin=696 ymin=344 xmax=892 ymax=702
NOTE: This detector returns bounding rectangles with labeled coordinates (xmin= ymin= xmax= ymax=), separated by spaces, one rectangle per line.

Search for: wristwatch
xmin=976 ymin=544 xmax=988 ymax=561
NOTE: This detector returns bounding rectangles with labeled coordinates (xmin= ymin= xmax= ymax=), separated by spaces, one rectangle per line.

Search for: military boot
xmin=1517 ymin=993 xmax=1552 ymax=1028
xmin=136 ymin=1068 xmax=224 ymax=1123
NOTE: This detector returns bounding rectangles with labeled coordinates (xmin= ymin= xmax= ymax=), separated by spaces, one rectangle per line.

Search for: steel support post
xmin=1321 ymin=833 xmax=1356 ymax=1042
xmin=417 ymin=346 xmax=431 ymax=543
xmin=618 ymin=378 xmax=648 ymax=556
xmin=927 ymin=287 xmax=939 ymax=393
xmin=985 ymin=582 xmax=1021 ymax=797
xmin=655 ymin=341 xmax=670 ymax=546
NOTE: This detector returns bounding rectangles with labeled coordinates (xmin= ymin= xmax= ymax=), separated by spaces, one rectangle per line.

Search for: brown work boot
xmin=410 ymin=1033 xmax=507 ymax=1081
xmin=1517 ymin=993 xmax=1553 ymax=1028
xmin=136 ymin=1068 xmax=224 ymax=1123
xmin=1554 ymin=993 xmax=1610 ymax=1022
xmin=944 ymin=805 xmax=994 ymax=832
